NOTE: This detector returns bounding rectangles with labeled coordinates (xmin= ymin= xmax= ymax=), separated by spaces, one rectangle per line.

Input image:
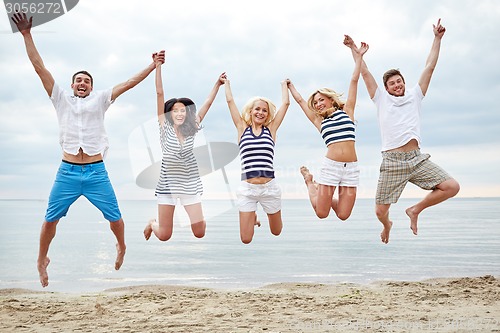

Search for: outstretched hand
xmin=358 ymin=41 xmax=369 ymax=56
xmin=11 ymin=11 xmax=32 ymax=35
xmin=433 ymin=18 xmax=446 ymax=38
xmin=343 ymin=34 xmax=357 ymax=49
xmin=344 ymin=35 xmax=368 ymax=57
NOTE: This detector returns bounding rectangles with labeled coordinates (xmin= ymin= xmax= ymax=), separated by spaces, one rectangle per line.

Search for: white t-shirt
xmin=50 ymin=83 xmax=113 ymax=157
xmin=372 ymin=85 xmax=424 ymax=151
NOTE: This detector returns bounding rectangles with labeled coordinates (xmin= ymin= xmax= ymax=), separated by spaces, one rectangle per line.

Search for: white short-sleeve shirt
xmin=373 ymin=85 xmax=424 ymax=152
xmin=50 ymin=83 xmax=113 ymax=157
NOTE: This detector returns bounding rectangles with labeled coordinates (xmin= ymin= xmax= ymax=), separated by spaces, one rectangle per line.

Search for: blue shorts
xmin=44 ymin=161 xmax=122 ymax=222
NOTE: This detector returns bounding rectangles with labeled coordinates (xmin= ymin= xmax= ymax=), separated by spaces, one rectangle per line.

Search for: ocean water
xmin=0 ymin=197 xmax=499 ymax=293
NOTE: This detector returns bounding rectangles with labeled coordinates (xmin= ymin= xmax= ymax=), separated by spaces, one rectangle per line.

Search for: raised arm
xmin=268 ymin=80 xmax=291 ymax=134
xmin=111 ymin=50 xmax=164 ymax=101
xmin=344 ymin=35 xmax=378 ymax=99
xmin=287 ymin=79 xmax=322 ymax=130
xmin=343 ymin=42 xmax=369 ymax=120
xmin=196 ymin=72 xmax=226 ymax=124
xmin=153 ymin=51 xmax=165 ymax=119
xmin=223 ymin=77 xmax=246 ymax=136
xmin=418 ymin=18 xmax=445 ymax=96
xmin=12 ymin=12 xmax=54 ymax=97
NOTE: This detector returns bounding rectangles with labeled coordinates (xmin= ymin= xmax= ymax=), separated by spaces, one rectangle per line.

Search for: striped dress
xmin=239 ymin=126 xmax=275 ymax=181
xmin=155 ymin=119 xmax=202 ymax=196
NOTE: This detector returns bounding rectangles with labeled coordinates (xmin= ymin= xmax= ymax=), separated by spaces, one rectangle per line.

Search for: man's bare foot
xmin=380 ymin=221 xmax=393 ymax=244
xmin=37 ymin=257 xmax=50 ymax=288
xmin=115 ymin=243 xmax=126 ymax=270
xmin=300 ymin=166 xmax=313 ymax=183
xmin=253 ymin=213 xmax=261 ymax=227
xmin=144 ymin=219 xmax=155 ymax=240
xmin=406 ymin=207 xmax=419 ymax=235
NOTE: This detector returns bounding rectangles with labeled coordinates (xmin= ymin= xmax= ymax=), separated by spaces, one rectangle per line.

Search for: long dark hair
xmin=164 ymin=97 xmax=201 ymax=137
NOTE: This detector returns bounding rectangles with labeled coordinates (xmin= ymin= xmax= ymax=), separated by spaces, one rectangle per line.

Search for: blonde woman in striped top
xmin=287 ymin=38 xmax=368 ymax=222
xmin=223 ymin=75 xmax=290 ymax=244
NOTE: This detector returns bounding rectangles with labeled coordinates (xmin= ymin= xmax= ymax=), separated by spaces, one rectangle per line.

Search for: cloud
xmin=1 ymin=0 xmax=499 ymax=200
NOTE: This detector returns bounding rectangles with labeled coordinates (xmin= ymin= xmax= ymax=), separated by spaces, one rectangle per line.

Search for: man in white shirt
xmin=12 ymin=12 xmax=164 ymax=287
xmin=345 ymin=19 xmax=460 ymax=244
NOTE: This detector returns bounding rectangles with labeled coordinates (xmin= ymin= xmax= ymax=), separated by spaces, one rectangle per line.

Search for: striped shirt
xmin=239 ymin=126 xmax=275 ymax=181
xmin=155 ymin=119 xmax=203 ymax=196
xmin=320 ymin=110 xmax=356 ymax=147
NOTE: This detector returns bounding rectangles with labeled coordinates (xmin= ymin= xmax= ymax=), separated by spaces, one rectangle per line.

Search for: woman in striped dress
xmin=223 ymin=75 xmax=290 ymax=244
xmin=286 ymin=38 xmax=369 ymax=221
xmin=144 ymin=53 xmax=225 ymax=241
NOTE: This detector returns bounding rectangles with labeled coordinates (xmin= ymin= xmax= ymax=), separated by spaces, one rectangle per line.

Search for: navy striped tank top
xmin=320 ymin=110 xmax=356 ymax=147
xmin=239 ymin=126 xmax=275 ymax=181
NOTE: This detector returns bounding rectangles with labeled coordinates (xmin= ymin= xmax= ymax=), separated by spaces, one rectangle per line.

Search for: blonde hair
xmin=307 ymin=88 xmax=345 ymax=118
xmin=241 ymin=96 xmax=276 ymax=126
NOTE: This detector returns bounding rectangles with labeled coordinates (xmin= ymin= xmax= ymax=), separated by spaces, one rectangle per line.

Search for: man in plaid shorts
xmin=345 ymin=19 xmax=460 ymax=243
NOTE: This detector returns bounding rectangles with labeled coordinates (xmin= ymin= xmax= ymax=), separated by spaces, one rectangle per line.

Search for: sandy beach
xmin=1 ymin=275 xmax=499 ymax=332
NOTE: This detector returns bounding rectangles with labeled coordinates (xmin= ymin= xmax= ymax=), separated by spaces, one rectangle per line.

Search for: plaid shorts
xmin=375 ymin=149 xmax=451 ymax=204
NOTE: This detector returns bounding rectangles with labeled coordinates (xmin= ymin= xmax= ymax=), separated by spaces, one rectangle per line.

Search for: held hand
xmin=433 ymin=18 xmax=446 ymax=38
xmin=156 ymin=50 xmax=165 ymax=65
xmin=218 ymin=72 xmax=227 ymax=85
xmin=11 ymin=11 xmax=32 ymax=35
xmin=152 ymin=50 xmax=165 ymax=66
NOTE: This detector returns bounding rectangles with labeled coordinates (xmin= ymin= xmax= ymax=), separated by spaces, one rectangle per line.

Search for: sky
xmin=0 ymin=0 xmax=499 ymax=201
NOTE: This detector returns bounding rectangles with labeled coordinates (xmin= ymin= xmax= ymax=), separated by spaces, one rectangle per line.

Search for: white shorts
xmin=317 ymin=157 xmax=359 ymax=187
xmin=237 ymin=179 xmax=281 ymax=214
xmin=157 ymin=193 xmax=201 ymax=206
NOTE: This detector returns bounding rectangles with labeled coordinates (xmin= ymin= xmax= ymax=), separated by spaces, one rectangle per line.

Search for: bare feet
xmin=406 ymin=207 xmax=419 ymax=235
xmin=115 ymin=243 xmax=126 ymax=270
xmin=144 ymin=219 xmax=155 ymax=240
xmin=300 ymin=166 xmax=313 ymax=183
xmin=37 ymin=257 xmax=50 ymax=288
xmin=253 ymin=213 xmax=261 ymax=227
xmin=380 ymin=221 xmax=393 ymax=244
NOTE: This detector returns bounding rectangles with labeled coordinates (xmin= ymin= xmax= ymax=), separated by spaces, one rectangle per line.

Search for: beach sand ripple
xmin=1 ymin=275 xmax=499 ymax=332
